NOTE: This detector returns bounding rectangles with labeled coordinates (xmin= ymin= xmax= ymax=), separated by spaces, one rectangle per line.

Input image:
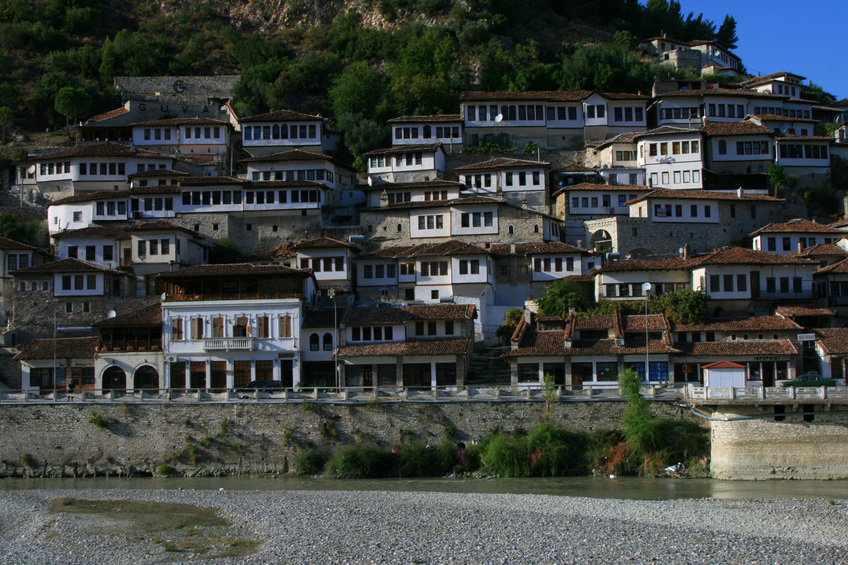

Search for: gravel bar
xmin=1 ymin=488 xmax=847 ymax=564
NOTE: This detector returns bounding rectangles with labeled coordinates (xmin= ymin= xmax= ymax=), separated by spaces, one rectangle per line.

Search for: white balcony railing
xmin=203 ymin=337 xmax=254 ymax=351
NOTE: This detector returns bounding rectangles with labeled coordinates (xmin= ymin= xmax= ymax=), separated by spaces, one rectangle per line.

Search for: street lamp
xmin=45 ymin=300 xmax=57 ymax=399
xmin=642 ymin=282 xmax=651 ymax=386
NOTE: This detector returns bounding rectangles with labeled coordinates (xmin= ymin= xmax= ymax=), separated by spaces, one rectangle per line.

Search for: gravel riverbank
xmin=1 ymin=488 xmax=847 ymax=564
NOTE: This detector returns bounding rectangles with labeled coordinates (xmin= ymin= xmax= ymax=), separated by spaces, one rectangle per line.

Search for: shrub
xmin=398 ymin=440 xmax=456 ymax=477
xmin=325 ymin=443 xmax=394 ymax=478
xmin=156 ymin=464 xmax=177 ymax=477
xmin=88 ymin=411 xmax=107 ymax=430
xmin=290 ymin=448 xmax=322 ymax=475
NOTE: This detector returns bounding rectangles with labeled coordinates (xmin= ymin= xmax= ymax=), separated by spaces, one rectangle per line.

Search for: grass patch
xmin=88 ymin=411 xmax=108 ymax=430
xmin=51 ymin=498 xmax=227 ymax=530
xmin=325 ymin=443 xmax=394 ymax=478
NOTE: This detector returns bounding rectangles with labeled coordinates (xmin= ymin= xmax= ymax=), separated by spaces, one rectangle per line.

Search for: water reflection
xmin=4 ymin=475 xmax=848 ymax=500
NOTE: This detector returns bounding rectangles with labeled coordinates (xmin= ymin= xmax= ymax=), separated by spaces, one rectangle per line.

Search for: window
xmin=171 ymin=318 xmax=183 ymax=340
xmin=191 ymin=317 xmax=204 ymax=339
xmin=310 ymin=333 xmax=319 ymax=351
xmin=323 ymin=333 xmax=333 ymax=351
xmin=212 ymin=317 xmax=224 ymax=338
xmin=280 ymin=315 xmax=292 ymax=338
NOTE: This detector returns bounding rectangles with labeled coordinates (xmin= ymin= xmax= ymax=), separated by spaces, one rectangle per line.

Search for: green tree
xmin=336 ymin=112 xmax=389 ymax=171
xmin=495 ymin=307 xmax=524 ymax=342
xmin=535 ymin=279 xmax=586 ymax=318
xmin=715 ymin=15 xmax=738 ymax=50
xmin=54 ymin=86 xmax=93 ymax=129
xmin=0 ymin=106 xmax=12 ymax=143
xmin=329 ymin=62 xmax=390 ymax=121
xmin=768 ymin=163 xmax=787 ymax=196
xmin=618 ymin=367 xmax=661 ymax=465
xmin=648 ymin=289 xmax=707 ymax=325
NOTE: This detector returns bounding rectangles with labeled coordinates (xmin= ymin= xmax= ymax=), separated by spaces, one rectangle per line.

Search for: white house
xmin=634 ymin=127 xmax=704 ymax=189
xmin=240 ymin=109 xmax=336 ymax=156
xmin=364 ymin=143 xmax=446 ymax=184
xmin=387 ymin=114 xmax=463 ymax=149
xmin=702 ymin=122 xmax=775 ymax=175
xmin=0 ymin=236 xmax=46 ymax=328
xmin=454 ymin=157 xmax=550 ymax=211
xmin=751 ymin=219 xmax=846 ymax=255
xmin=131 ymin=117 xmax=231 ymax=156
xmin=158 ymin=264 xmax=317 ymax=390
xmin=594 ymin=256 xmax=691 ymax=301
xmin=363 ymin=180 xmax=464 ymax=208
xmin=292 ymin=237 xmax=359 ymax=295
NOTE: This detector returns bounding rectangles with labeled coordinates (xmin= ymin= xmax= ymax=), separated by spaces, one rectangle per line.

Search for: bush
xmin=324 ymin=443 xmax=395 ymax=478
xmin=479 ymin=423 xmax=584 ymax=477
xmin=88 ymin=411 xmax=108 ymax=430
xmin=290 ymin=448 xmax=322 ymax=475
xmin=398 ymin=440 xmax=456 ymax=477
xmin=156 ymin=464 xmax=177 ymax=477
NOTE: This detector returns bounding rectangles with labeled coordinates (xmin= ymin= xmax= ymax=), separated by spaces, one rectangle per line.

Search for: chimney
xmin=844 ymin=195 xmax=848 ymax=220
xmin=682 ymin=243 xmax=691 ymax=259
xmin=737 ymin=186 xmax=743 ymax=198
xmin=379 ymin=189 xmax=388 ymax=207
xmin=509 ymin=243 xmax=516 ymax=254
xmin=524 ymin=309 xmax=532 ymax=324
xmin=605 ymin=176 xmax=611 ymax=185
xmin=577 ymin=239 xmax=583 ymax=248
xmin=797 ymin=241 xmax=803 ymax=253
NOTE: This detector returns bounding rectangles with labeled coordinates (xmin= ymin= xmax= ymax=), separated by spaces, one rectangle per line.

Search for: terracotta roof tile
xmin=672 ymin=316 xmax=801 ymax=332
xmin=93 ymin=304 xmax=162 ymax=327
xmin=344 ymin=304 xmax=476 ymax=326
xmin=240 ymin=109 xmax=322 ymax=123
xmin=690 ymin=246 xmax=818 ymax=267
xmin=363 ymin=143 xmax=444 ymax=156
xmin=787 ymin=242 xmax=848 ymax=259
xmin=774 ymin=305 xmax=834 ymax=318
xmin=748 ymin=113 xmax=818 ymax=123
xmin=678 ymin=340 xmax=798 ymax=356
xmin=242 ymin=149 xmax=353 ymax=170
xmin=702 ymin=360 xmax=746 ymax=369
xmin=386 ymin=114 xmax=462 ymax=123
xmin=816 ymin=328 xmax=848 ymax=355
xmin=13 ymin=258 xmax=123 ymax=275
xmin=0 ymin=236 xmax=38 ymax=252
xmin=338 ymin=337 xmax=471 ymax=357
xmin=303 ymin=308 xmax=343 ymax=329
xmin=127 ymin=169 xmax=190 ymax=179
xmin=157 ymin=263 xmax=311 ymax=280
xmin=815 ymin=258 xmax=848 ymax=275
xmin=15 ymin=337 xmax=100 ymax=361
xmin=623 ymin=314 xmax=669 ymax=332
xmin=702 ymin=122 xmax=774 ymax=137
xmin=626 ymin=189 xmax=784 ymax=205
xmin=83 ymin=106 xmax=129 ymax=124
xmin=597 ymin=256 xmax=690 ymax=273
xmin=503 ymin=329 xmax=675 ymax=357
xmin=291 ymin=237 xmax=359 ymax=251
xmin=364 ymin=180 xmax=464 ymax=192
xmin=750 ymin=218 xmax=845 ymax=237
xmin=48 ymin=190 xmax=132 ymax=207
xmin=30 ymin=142 xmax=174 ymax=161
xmin=558 ymin=183 xmax=650 ymax=192
xmin=461 ymin=90 xmax=593 ymax=102
xmin=511 ymin=242 xmax=590 ymax=255
xmin=557 ymin=164 xmax=597 ymax=173
xmin=131 ymin=117 xmax=230 ymax=127
xmin=454 ymin=158 xmax=551 ymax=172
xmin=659 ymin=88 xmax=783 ymax=100
xmin=52 ymin=221 xmax=197 ymax=239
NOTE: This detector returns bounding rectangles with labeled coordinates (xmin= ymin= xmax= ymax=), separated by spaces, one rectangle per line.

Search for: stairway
xmin=467 ymin=345 xmax=512 ymax=386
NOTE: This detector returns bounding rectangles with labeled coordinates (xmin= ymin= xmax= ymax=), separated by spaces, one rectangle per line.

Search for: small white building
xmin=702 ymin=360 xmax=747 ymax=388
xmin=387 ymin=114 xmax=463 ymax=149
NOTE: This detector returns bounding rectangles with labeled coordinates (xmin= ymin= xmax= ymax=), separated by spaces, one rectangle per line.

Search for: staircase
xmin=467 ymin=345 xmax=512 ymax=386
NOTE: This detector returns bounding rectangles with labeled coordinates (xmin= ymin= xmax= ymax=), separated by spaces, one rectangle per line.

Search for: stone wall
xmin=0 ymin=399 xmax=682 ymax=477
xmin=709 ymin=405 xmax=848 ymax=480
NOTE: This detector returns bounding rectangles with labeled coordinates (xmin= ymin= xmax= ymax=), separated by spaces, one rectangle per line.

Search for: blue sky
xmin=670 ymin=1 xmax=847 ymax=100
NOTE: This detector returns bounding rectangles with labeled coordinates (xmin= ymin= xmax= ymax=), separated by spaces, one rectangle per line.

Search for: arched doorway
xmin=133 ymin=365 xmax=159 ymax=391
xmin=590 ymin=229 xmax=613 ymax=254
xmin=102 ymin=366 xmax=126 ymax=392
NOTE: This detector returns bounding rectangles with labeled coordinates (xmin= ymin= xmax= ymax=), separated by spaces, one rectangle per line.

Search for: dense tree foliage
xmin=0 ymin=0 xmax=737 ymax=143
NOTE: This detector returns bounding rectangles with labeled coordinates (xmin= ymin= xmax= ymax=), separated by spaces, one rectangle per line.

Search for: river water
xmin=4 ymin=475 xmax=848 ymax=500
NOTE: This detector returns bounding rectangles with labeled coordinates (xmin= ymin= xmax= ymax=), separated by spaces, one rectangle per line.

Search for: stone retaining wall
xmin=0 ymin=399 xmax=683 ymax=478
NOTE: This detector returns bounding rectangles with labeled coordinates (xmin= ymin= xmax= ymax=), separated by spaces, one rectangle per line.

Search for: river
xmin=4 ymin=475 xmax=848 ymax=500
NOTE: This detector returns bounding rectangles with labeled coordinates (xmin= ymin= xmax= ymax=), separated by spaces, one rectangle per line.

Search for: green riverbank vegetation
xmin=285 ymin=369 xmax=708 ymax=479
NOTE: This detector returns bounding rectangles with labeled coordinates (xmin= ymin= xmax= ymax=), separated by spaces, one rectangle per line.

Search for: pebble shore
xmin=1 ymin=488 xmax=847 ymax=564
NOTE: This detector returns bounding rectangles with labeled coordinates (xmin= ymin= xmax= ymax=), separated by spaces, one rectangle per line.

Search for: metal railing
xmin=0 ymin=385 xmax=685 ymax=404
xmin=685 ymin=385 xmax=848 ymax=402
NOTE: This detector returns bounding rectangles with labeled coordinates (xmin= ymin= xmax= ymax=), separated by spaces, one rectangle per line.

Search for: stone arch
xmin=133 ymin=365 xmax=159 ymax=390
xmin=590 ymin=229 xmax=613 ymax=254
xmin=102 ymin=366 xmax=126 ymax=392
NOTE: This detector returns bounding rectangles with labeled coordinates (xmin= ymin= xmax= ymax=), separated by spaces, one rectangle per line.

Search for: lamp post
xmin=46 ymin=300 xmax=57 ymax=399
xmin=641 ymin=282 xmax=652 ymax=386
xmin=333 ymin=298 xmax=340 ymax=390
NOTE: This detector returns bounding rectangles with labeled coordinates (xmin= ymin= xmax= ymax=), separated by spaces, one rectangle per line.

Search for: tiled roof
xmin=672 ymin=316 xmax=801 ymax=332
xmin=12 ymin=258 xmax=122 ymax=275
xmin=241 ymin=149 xmax=353 ymax=170
xmin=750 ymin=218 xmax=845 ymax=237
xmin=787 ymin=243 xmax=848 ymax=259
xmin=131 ymin=117 xmax=230 ymax=127
xmin=302 ymin=308 xmax=343 ymax=329
xmin=815 ymin=258 xmax=848 ymax=275
xmin=15 ymin=337 xmax=100 ymax=361
xmin=678 ymin=340 xmax=798 ymax=357
xmin=775 ymin=134 xmax=835 ymax=143
xmin=52 ymin=220 xmax=197 ymax=239
xmin=386 ymin=114 xmax=462 ymax=123
xmin=29 ymin=142 xmax=173 ymax=161
xmin=344 ymin=304 xmax=476 ymax=326
xmin=364 ymin=180 xmax=464 ymax=192
xmin=363 ymin=143 xmax=443 ymax=156
xmin=702 ymin=122 xmax=774 ymax=137
xmin=240 ymin=109 xmax=322 ymax=123
xmin=557 ymin=164 xmax=596 ymax=173
xmin=828 ymin=219 xmax=848 ymax=229
xmin=48 ymin=190 xmax=132 ymax=207
xmin=127 ymin=169 xmax=190 ymax=179
xmin=291 ymin=237 xmax=358 ymax=251
xmin=0 ymin=236 xmax=38 ymax=252
xmin=558 ymin=182 xmax=650 ymax=192
xmin=632 ymin=126 xmax=702 ymax=139
xmin=659 ymin=88 xmax=783 ymax=100
xmin=83 ymin=106 xmax=129 ymax=124
xmin=625 ymin=189 xmax=783 ymax=205
xmin=774 ymin=305 xmax=834 ymax=318
xmin=702 ymin=360 xmax=746 ymax=369
xmin=129 ymin=185 xmax=182 ymax=195
xmin=748 ymin=113 xmax=818 ymax=123
xmin=407 ymin=241 xmax=489 ymax=258
xmin=461 ymin=90 xmax=592 ymax=102
xmin=93 ymin=304 xmax=162 ymax=327
xmin=623 ymin=314 xmax=669 ymax=332
xmin=453 ymin=158 xmax=550 ymax=171
xmin=690 ymin=246 xmax=818 ymax=267
xmin=503 ymin=330 xmax=675 ymax=358
xmin=178 ymin=176 xmax=245 ymax=186
xmin=338 ymin=337 xmax=471 ymax=357
xmin=511 ymin=242 xmax=590 ymax=255
xmin=596 ymin=256 xmax=690 ymax=273
xmin=157 ymin=263 xmax=311 ymax=280
xmin=816 ymin=328 xmax=848 ymax=355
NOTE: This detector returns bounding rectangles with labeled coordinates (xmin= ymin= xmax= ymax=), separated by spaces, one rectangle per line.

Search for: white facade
xmin=637 ymin=130 xmax=704 ymax=190
xmin=390 ymin=117 xmax=463 ymax=147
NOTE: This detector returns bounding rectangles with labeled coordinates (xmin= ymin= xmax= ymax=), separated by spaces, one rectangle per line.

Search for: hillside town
xmin=3 ymin=35 xmax=848 ymax=397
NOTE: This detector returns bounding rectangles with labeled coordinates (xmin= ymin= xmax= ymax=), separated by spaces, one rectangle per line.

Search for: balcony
xmin=203 ymin=337 xmax=254 ymax=351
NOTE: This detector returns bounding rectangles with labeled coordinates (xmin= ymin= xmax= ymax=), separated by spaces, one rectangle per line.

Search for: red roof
xmin=703 ymin=361 xmax=746 ymax=369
